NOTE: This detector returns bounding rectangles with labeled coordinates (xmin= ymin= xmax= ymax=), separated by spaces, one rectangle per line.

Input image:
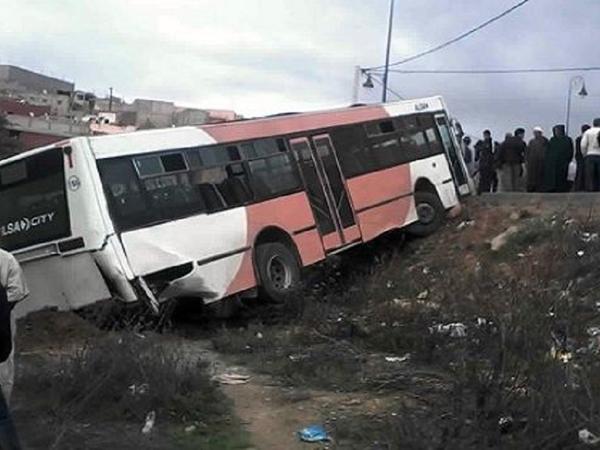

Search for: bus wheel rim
xmin=416 ymin=203 xmax=436 ymax=224
xmin=267 ymin=255 xmax=292 ymax=290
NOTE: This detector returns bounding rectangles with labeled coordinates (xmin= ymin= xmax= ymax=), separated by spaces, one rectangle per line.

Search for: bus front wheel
xmin=407 ymin=191 xmax=445 ymax=237
xmin=255 ymin=242 xmax=301 ymax=303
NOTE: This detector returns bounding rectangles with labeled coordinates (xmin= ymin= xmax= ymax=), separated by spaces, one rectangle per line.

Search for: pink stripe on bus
xmin=347 ymin=164 xmax=413 ymax=241
xmin=357 ymin=196 xmax=412 ymax=242
xmin=202 ymin=106 xmax=389 ymax=143
xmin=347 ymin=164 xmax=412 ymax=212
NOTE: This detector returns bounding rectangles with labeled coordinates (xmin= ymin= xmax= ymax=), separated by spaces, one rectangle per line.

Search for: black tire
xmin=255 ymin=242 xmax=301 ymax=303
xmin=407 ymin=191 xmax=445 ymax=237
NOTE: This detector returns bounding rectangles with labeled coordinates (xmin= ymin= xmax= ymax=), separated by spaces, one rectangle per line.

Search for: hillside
xmin=13 ymin=197 xmax=600 ymax=449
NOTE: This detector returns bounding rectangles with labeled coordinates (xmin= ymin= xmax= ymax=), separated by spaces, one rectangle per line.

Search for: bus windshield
xmin=0 ymin=148 xmax=71 ymax=251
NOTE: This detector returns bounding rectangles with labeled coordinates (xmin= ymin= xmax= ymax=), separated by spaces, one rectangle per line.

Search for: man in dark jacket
xmin=474 ymin=130 xmax=497 ymax=195
xmin=462 ymin=136 xmax=475 ymax=176
xmin=526 ymin=127 xmax=549 ymax=192
xmin=0 ymin=250 xmax=27 ymax=404
xmin=575 ymin=124 xmax=591 ymax=191
xmin=497 ymin=128 xmax=527 ymax=192
xmin=544 ymin=125 xmax=574 ymax=192
xmin=0 ymin=249 xmax=26 ymax=450
xmin=0 ymin=283 xmax=21 ymax=450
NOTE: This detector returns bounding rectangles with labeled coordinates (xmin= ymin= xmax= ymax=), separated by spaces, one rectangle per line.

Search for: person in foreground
xmin=497 ymin=128 xmax=527 ymax=192
xmin=574 ymin=124 xmax=591 ymax=191
xmin=0 ymin=248 xmax=28 ymax=450
xmin=544 ymin=125 xmax=573 ymax=192
xmin=580 ymin=118 xmax=600 ymax=192
xmin=474 ymin=130 xmax=497 ymax=194
xmin=526 ymin=127 xmax=548 ymax=192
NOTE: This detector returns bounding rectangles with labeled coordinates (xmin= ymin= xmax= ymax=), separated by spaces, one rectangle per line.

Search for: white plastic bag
xmin=567 ymin=159 xmax=577 ymax=182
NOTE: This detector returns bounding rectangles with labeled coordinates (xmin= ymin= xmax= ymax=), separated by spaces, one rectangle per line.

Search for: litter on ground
xmin=141 ymin=411 xmax=156 ymax=434
xmin=417 ymin=290 xmax=429 ymax=300
xmin=579 ymin=429 xmax=600 ymax=445
xmin=385 ymin=354 xmax=410 ymax=363
xmin=430 ymin=323 xmax=467 ymax=338
xmin=297 ymin=424 xmax=330 ymax=443
xmin=213 ymin=373 xmax=251 ymax=385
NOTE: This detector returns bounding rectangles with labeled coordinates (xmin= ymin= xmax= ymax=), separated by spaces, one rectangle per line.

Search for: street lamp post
xmin=382 ymin=0 xmax=396 ymax=103
xmin=566 ymin=75 xmax=588 ymax=136
xmin=352 ymin=0 xmax=395 ymax=103
xmin=352 ymin=65 xmax=361 ymax=104
xmin=351 ymin=66 xmax=375 ymax=103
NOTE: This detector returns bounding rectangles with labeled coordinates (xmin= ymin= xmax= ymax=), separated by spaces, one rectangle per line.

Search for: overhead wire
xmin=369 ymin=74 xmax=405 ymax=100
xmin=366 ymin=67 xmax=600 ymax=96
xmin=366 ymin=0 xmax=532 ymax=71
xmin=374 ymin=66 xmax=600 ymax=75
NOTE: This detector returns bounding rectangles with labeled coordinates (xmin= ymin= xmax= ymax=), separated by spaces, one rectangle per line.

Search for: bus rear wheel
xmin=407 ymin=191 xmax=445 ymax=237
xmin=255 ymin=242 xmax=301 ymax=303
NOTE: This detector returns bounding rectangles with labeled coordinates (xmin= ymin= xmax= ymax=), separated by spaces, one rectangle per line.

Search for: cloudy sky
xmin=1 ymin=0 xmax=599 ymax=140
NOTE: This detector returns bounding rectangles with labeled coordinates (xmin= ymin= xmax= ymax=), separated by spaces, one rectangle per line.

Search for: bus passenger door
xmin=434 ymin=114 xmax=471 ymax=196
xmin=289 ymin=137 xmax=360 ymax=252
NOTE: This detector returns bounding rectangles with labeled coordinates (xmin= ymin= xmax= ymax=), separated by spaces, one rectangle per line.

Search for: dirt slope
xmin=14 ymin=196 xmax=600 ymax=449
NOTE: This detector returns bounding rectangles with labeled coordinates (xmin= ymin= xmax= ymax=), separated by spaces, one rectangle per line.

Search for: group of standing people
xmin=462 ymin=119 xmax=600 ymax=194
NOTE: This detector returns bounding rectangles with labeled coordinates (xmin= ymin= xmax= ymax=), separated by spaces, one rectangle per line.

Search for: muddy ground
xmin=11 ymin=196 xmax=600 ymax=449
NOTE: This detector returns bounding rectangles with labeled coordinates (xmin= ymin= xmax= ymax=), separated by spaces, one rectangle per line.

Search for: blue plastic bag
xmin=297 ymin=424 xmax=330 ymax=443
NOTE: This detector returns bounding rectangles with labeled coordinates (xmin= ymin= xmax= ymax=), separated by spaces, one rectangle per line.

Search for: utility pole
xmin=352 ymin=65 xmax=361 ymax=104
xmin=382 ymin=0 xmax=395 ymax=103
xmin=565 ymin=76 xmax=588 ymax=136
xmin=108 ymin=87 xmax=114 ymax=112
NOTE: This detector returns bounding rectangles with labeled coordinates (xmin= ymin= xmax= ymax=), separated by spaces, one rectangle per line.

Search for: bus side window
xmin=98 ymin=158 xmax=152 ymax=230
xmin=396 ymin=115 xmax=429 ymax=161
xmin=330 ymin=125 xmax=372 ymax=178
xmin=276 ymin=139 xmax=288 ymax=153
xmin=160 ymin=153 xmax=188 ymax=172
xmin=227 ymin=146 xmax=241 ymax=161
xmin=188 ymin=151 xmax=252 ymax=212
xmin=240 ymin=139 xmax=281 ymax=159
xmin=134 ymin=155 xmax=163 ymax=177
xmin=369 ymin=134 xmax=402 ymax=169
xmin=142 ymin=170 xmax=206 ymax=221
xmin=200 ymin=146 xmax=231 ymax=167
xmin=189 ymin=165 xmax=226 ymax=212
xmin=221 ymin=163 xmax=253 ymax=206
xmin=248 ymin=153 xmax=301 ymax=200
xmin=240 ymin=143 xmax=258 ymax=159
xmin=365 ymin=120 xmax=395 ymax=137
xmin=418 ymin=115 xmax=444 ymax=156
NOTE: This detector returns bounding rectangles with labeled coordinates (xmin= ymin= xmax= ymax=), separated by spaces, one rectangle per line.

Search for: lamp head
xmin=362 ymin=73 xmax=374 ymax=89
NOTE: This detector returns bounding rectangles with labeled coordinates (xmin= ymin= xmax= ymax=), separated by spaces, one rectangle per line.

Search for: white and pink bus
xmin=0 ymin=96 xmax=470 ymax=316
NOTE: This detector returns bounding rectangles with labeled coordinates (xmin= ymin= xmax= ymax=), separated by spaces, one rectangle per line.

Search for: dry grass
xmin=15 ymin=333 xmax=249 ymax=449
xmin=212 ymin=205 xmax=600 ymax=448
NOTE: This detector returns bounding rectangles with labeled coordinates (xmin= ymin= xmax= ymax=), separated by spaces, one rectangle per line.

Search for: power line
xmin=370 ymin=74 xmax=405 ymax=100
xmin=367 ymin=0 xmax=532 ymax=71
xmin=374 ymin=66 xmax=600 ymax=75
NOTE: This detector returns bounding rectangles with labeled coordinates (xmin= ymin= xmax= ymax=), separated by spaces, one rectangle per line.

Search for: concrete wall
xmin=17 ymin=131 xmax=66 ymax=150
xmin=0 ymin=98 xmax=51 ymax=117
xmin=9 ymin=92 xmax=71 ymax=116
xmin=6 ymin=115 xmax=89 ymax=137
xmin=133 ymin=99 xmax=175 ymax=114
xmin=0 ymin=65 xmax=74 ymax=94
xmin=174 ymin=108 xmax=209 ymax=126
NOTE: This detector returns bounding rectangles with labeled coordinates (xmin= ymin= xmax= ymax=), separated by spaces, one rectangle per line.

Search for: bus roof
xmin=2 ymin=96 xmax=448 ymax=163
